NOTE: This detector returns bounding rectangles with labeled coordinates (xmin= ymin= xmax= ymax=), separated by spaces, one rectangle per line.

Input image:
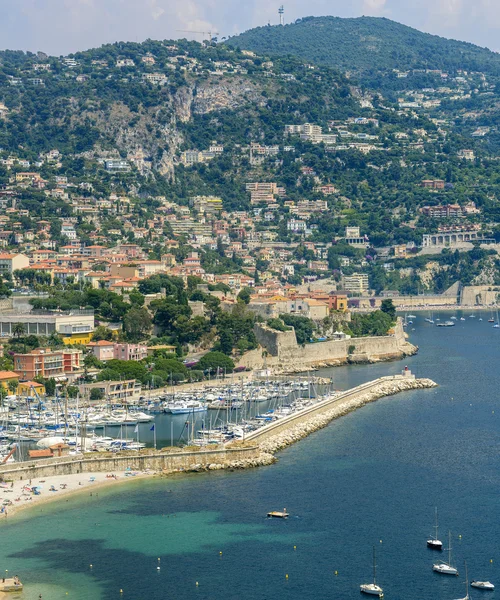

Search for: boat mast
xmin=434 ymin=507 xmax=439 ymax=541
xmin=373 ymin=545 xmax=377 ymax=586
xmin=448 ymin=530 xmax=452 ymax=566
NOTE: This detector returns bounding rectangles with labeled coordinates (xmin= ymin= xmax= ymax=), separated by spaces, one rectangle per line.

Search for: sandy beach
xmin=0 ymin=469 xmax=159 ymax=521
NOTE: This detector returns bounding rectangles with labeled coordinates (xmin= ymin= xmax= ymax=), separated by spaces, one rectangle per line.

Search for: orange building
xmin=13 ymin=348 xmax=82 ymax=381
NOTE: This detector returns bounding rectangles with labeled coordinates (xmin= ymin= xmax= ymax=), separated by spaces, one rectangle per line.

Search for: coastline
xmin=1 ymin=376 xmax=437 ymax=522
xmin=1 ymin=470 xmax=159 ymax=522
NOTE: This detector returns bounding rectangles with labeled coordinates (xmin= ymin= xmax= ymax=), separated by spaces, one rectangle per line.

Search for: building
xmin=342 ymin=273 xmax=370 ymax=295
xmin=105 ymin=160 xmax=131 ymax=173
xmin=330 ymin=294 xmax=348 ymax=312
xmin=0 ymin=309 xmax=94 ymax=341
xmin=0 ymin=370 xmax=20 ymax=392
xmin=190 ymin=195 xmax=223 ymax=215
xmin=86 ymin=340 xmax=115 ymax=362
xmin=78 ymin=379 xmax=142 ymax=401
xmin=86 ymin=341 xmax=148 ymax=362
xmin=13 ymin=348 xmax=83 ymax=381
xmin=421 ymin=179 xmax=445 ymax=189
xmin=421 ymin=204 xmax=463 ymax=219
xmin=0 ymin=253 xmax=29 ymax=276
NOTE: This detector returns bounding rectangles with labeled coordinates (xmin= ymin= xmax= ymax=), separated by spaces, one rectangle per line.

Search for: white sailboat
xmin=425 ymin=312 xmax=435 ymax=324
xmin=360 ymin=546 xmax=384 ymax=597
xmin=454 ymin=561 xmax=470 ymax=600
xmin=427 ymin=507 xmax=443 ymax=550
xmin=433 ymin=531 xmax=459 ymax=576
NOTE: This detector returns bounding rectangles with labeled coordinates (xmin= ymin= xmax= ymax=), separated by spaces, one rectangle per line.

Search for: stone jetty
xmin=252 ymin=376 xmax=437 ymax=456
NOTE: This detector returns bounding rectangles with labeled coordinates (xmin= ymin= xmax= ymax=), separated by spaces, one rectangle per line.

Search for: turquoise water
xmin=1 ymin=312 xmax=499 ymax=599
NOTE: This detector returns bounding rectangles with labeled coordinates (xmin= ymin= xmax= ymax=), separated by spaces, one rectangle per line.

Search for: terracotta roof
xmin=0 ymin=370 xmax=19 ymax=380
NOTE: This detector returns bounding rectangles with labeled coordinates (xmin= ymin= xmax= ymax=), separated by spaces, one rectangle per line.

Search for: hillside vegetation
xmin=227 ymin=16 xmax=500 ymax=76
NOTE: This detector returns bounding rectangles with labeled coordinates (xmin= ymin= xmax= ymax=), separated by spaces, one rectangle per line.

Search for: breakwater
xmin=0 ymin=375 xmax=436 ymax=482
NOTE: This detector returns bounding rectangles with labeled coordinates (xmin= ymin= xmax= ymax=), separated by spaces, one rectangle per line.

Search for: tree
xmin=91 ymin=325 xmax=114 ymax=341
xmin=8 ymin=379 xmax=18 ymax=395
xmin=237 ymin=287 xmax=252 ymax=304
xmin=90 ymin=388 xmax=104 ymax=401
xmin=12 ymin=323 xmax=26 ymax=339
xmin=123 ymin=307 xmax=152 ymax=341
xmin=198 ymin=351 xmax=235 ymax=374
xmin=380 ymin=299 xmax=396 ymax=320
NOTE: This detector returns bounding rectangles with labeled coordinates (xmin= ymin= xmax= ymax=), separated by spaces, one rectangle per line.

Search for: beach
xmin=1 ymin=469 xmax=158 ymax=521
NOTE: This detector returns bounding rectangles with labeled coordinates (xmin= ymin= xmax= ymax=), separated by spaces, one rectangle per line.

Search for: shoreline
xmin=1 ymin=470 xmax=159 ymax=521
xmin=1 ymin=377 xmax=437 ymax=523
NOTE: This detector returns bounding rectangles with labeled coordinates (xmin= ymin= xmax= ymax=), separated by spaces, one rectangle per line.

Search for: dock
xmin=267 ymin=509 xmax=289 ymax=519
xmin=0 ymin=578 xmax=23 ymax=593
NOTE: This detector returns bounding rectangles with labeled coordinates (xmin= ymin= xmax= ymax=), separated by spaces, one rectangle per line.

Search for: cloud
xmin=362 ymin=0 xmax=388 ymax=15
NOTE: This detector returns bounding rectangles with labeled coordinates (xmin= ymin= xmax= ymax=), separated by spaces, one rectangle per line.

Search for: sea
xmin=1 ymin=311 xmax=499 ymax=600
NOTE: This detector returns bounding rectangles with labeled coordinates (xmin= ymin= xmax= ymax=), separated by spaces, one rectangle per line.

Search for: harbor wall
xmin=243 ymin=374 xmax=431 ymax=444
xmin=0 ymin=446 xmax=264 ymax=482
xmin=244 ymin=318 xmax=416 ymax=372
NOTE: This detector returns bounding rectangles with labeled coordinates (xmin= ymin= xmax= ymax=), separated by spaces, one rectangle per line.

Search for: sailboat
xmin=433 ymin=531 xmax=459 ymax=575
xmin=454 ymin=561 xmax=470 ymax=600
xmin=425 ymin=312 xmax=435 ymax=324
xmin=493 ymin=310 xmax=500 ymax=328
xmin=360 ymin=546 xmax=384 ymax=597
xmin=427 ymin=507 xmax=443 ymax=550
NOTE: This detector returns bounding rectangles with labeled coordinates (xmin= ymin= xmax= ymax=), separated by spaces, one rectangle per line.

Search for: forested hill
xmin=227 ymin=16 xmax=500 ymax=75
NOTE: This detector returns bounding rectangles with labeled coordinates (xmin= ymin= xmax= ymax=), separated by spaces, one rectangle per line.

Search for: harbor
xmin=0 ymin=315 xmax=498 ymax=599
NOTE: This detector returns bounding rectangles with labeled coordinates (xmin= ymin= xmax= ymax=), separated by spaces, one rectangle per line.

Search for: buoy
xmin=459 ymin=534 xmax=462 ymax=539
xmin=90 ymin=564 xmax=93 ymax=569
xmin=380 ymin=539 xmax=382 ymax=543
xmin=335 ymin=570 xmax=338 ymax=576
xmin=219 ymin=551 xmax=223 ymax=556
xmin=157 ymin=567 xmax=160 ymax=571
xmin=294 ymin=546 xmax=296 ymax=550
xmin=158 ymin=558 xmax=160 ymax=562
xmin=120 ymin=590 xmax=123 ymax=594
xmin=286 ymin=574 xmax=289 ymax=580
xmin=491 ymin=559 xmax=493 ymax=563
xmin=196 ymin=582 xmax=199 ymax=587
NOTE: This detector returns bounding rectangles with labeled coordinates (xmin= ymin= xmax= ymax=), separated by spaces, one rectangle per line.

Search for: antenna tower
xmin=279 ymin=5 xmax=284 ymax=26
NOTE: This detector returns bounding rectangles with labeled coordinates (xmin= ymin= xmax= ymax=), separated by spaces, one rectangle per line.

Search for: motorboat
xmin=427 ymin=507 xmax=443 ymax=550
xmin=436 ymin=321 xmax=455 ymax=328
xmin=360 ymin=547 xmax=384 ymax=597
xmin=433 ymin=531 xmax=458 ymax=575
xmin=471 ymin=581 xmax=494 ymax=590
xmin=460 ymin=317 xmax=466 ymax=321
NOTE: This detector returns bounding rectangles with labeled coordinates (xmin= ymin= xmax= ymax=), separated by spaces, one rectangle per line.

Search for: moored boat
xmin=360 ymin=547 xmax=384 ymax=597
xmin=427 ymin=507 xmax=443 ymax=550
xmin=471 ymin=581 xmax=494 ymax=590
xmin=433 ymin=531 xmax=458 ymax=576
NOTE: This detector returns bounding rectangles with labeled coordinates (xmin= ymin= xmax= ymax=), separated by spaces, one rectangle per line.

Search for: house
xmin=87 ymin=340 xmax=115 ymax=362
xmin=0 ymin=253 xmax=29 ymax=275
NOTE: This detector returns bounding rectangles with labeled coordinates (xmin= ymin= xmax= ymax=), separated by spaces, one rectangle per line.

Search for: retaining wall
xmin=0 ymin=446 xmax=261 ymax=482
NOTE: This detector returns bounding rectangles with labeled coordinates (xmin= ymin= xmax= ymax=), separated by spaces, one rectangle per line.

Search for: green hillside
xmin=227 ymin=16 xmax=500 ymax=75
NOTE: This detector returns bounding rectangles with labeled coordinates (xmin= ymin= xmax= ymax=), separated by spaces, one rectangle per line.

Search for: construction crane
xmin=176 ymin=30 xmax=219 ymax=43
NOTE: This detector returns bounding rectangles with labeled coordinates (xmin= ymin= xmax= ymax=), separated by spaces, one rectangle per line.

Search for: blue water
xmin=1 ymin=312 xmax=499 ymax=600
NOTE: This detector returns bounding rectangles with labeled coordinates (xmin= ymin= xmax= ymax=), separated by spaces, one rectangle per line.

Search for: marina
xmin=0 ymin=314 xmax=499 ymax=599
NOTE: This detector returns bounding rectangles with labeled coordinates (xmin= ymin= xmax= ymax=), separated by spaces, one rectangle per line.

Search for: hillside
xmin=227 ymin=16 xmax=500 ymax=76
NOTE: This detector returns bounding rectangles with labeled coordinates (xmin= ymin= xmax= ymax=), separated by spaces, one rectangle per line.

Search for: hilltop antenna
xmin=279 ymin=5 xmax=284 ymax=26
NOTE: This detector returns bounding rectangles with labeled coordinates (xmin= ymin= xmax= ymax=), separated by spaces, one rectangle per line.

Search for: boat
xmin=471 ymin=581 xmax=494 ymax=590
xmin=267 ymin=509 xmax=289 ymax=519
xmin=427 ymin=507 xmax=443 ymax=550
xmin=450 ymin=316 xmax=457 ymax=320
xmin=408 ymin=314 xmax=417 ymax=319
xmin=455 ymin=561 xmax=470 ymax=600
xmin=436 ymin=321 xmax=455 ymax=328
xmin=433 ymin=531 xmax=458 ymax=575
xmin=360 ymin=546 xmax=384 ymax=597
xmin=460 ymin=317 xmax=466 ymax=321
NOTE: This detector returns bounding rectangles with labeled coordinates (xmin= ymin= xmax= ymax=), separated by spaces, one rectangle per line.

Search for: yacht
xmin=455 ymin=561 xmax=470 ymax=600
xmin=427 ymin=508 xmax=443 ymax=550
xmin=471 ymin=581 xmax=494 ymax=590
xmin=433 ymin=531 xmax=458 ymax=575
xmin=165 ymin=400 xmax=207 ymax=414
xmin=360 ymin=547 xmax=384 ymax=597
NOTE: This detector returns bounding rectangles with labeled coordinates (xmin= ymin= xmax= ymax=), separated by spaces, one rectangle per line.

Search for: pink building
xmin=86 ymin=341 xmax=148 ymax=362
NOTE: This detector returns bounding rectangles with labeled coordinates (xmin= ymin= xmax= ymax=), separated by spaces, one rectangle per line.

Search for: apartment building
xmin=14 ymin=347 xmax=83 ymax=381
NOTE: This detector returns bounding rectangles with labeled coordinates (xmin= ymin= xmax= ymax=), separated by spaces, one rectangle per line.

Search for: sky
xmin=1 ymin=0 xmax=499 ymax=56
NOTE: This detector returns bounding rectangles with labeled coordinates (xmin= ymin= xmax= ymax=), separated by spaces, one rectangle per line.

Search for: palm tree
xmin=12 ymin=322 xmax=26 ymax=339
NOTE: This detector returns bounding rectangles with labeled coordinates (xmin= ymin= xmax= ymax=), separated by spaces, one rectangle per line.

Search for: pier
xmin=0 ymin=375 xmax=437 ymax=483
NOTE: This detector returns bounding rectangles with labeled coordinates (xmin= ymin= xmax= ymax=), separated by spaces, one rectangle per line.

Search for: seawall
xmin=240 ymin=318 xmax=417 ymax=373
xmin=0 ymin=375 xmax=436 ymax=484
